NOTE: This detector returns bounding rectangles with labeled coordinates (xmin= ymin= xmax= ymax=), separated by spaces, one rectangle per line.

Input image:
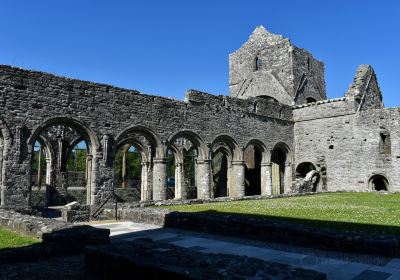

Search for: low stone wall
xmin=0 ymin=209 xmax=110 ymax=263
xmin=103 ymin=206 xmax=400 ymax=257
xmin=0 ymin=208 xmax=66 ymax=239
xmin=85 ymin=239 xmax=326 ymax=280
xmin=62 ymin=202 xmax=91 ymax=223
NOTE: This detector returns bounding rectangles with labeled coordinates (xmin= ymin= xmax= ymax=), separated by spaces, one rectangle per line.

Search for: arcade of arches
xmin=6 ymin=117 xmax=295 ymax=206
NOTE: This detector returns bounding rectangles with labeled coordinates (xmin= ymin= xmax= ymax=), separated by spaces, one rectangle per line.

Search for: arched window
xmin=369 ymin=175 xmax=389 ymax=191
xmin=255 ymin=56 xmax=261 ymax=71
xmin=306 ymin=97 xmax=316 ymax=104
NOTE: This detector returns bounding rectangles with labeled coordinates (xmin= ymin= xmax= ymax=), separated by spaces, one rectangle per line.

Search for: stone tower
xmin=229 ymin=26 xmax=326 ymax=105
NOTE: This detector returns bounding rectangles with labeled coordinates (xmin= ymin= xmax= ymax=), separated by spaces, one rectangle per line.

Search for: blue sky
xmin=1 ymin=1 xmax=399 ymax=107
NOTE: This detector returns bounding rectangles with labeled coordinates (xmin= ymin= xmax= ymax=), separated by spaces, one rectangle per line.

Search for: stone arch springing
xmin=28 ymin=116 xmax=98 ymax=206
xmin=244 ymin=139 xmax=267 ymax=196
xmin=271 ymin=142 xmax=292 ymax=195
xmin=369 ymin=174 xmax=389 ymax=191
xmin=168 ymin=130 xmax=210 ymax=199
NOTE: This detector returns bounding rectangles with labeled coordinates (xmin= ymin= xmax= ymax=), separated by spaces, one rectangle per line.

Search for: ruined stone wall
xmin=0 ymin=65 xmax=294 ymax=206
xmin=294 ymin=101 xmax=400 ymax=191
xmin=291 ymin=47 xmax=326 ymax=104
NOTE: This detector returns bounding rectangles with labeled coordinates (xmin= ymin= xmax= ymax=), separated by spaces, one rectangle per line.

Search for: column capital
xmin=231 ymin=160 xmax=245 ymax=165
xmin=261 ymin=162 xmax=272 ymax=167
xmin=285 ymin=162 xmax=292 ymax=167
xmin=196 ymin=159 xmax=212 ymax=164
xmin=153 ymin=158 xmax=167 ymax=164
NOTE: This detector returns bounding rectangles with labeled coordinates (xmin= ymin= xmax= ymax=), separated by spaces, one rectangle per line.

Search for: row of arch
xmin=1 ymin=116 xmax=392 ymax=207
xmin=0 ymin=116 xmax=294 ymax=206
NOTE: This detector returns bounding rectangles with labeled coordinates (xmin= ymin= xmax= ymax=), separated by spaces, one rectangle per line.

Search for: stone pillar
xmin=121 ymin=149 xmax=128 ymax=188
xmin=45 ymin=158 xmax=52 ymax=185
xmin=231 ymin=161 xmax=245 ymax=197
xmin=140 ymin=161 xmax=152 ymax=201
xmin=37 ymin=145 xmax=43 ymax=189
xmin=284 ymin=162 xmax=292 ymax=194
xmin=174 ymin=162 xmax=186 ymax=199
xmin=196 ymin=160 xmax=212 ymax=199
xmin=152 ymin=158 xmax=167 ymax=201
xmin=272 ymin=162 xmax=280 ymax=195
xmin=261 ymin=162 xmax=272 ymax=196
xmin=86 ymin=155 xmax=93 ymax=205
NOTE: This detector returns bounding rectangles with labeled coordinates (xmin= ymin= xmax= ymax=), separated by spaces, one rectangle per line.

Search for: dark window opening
xmin=255 ymin=57 xmax=261 ymax=71
xmin=256 ymin=95 xmax=278 ymax=103
xmin=306 ymin=97 xmax=317 ymax=104
xmin=307 ymin=58 xmax=311 ymax=71
xmin=379 ymin=133 xmax=391 ymax=155
xmin=369 ymin=175 xmax=389 ymax=191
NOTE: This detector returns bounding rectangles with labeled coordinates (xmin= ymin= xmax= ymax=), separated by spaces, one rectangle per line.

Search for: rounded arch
xmin=271 ymin=142 xmax=292 ymax=162
xmin=244 ymin=139 xmax=268 ymax=162
xmin=116 ymin=125 xmax=164 ymax=159
xmin=168 ymin=130 xmax=208 ymax=160
xmin=27 ymin=116 xmax=99 ymax=205
xmin=116 ymin=137 xmax=150 ymax=163
xmin=271 ymin=142 xmax=292 ymax=195
xmin=211 ymin=134 xmax=240 ymax=161
xmin=295 ymin=162 xmax=316 ymax=178
xmin=28 ymin=116 xmax=100 ymax=152
xmin=306 ymin=97 xmax=317 ymax=104
xmin=167 ymin=143 xmax=184 ymax=164
xmin=368 ymin=173 xmax=390 ymax=192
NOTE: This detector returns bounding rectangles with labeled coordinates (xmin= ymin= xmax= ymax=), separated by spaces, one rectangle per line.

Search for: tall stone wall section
xmin=294 ymin=99 xmax=400 ymax=191
xmin=0 ymin=65 xmax=293 ymax=206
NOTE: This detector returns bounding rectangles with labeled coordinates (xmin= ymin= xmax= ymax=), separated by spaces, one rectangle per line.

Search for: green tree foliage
xmin=67 ymin=149 xmax=87 ymax=172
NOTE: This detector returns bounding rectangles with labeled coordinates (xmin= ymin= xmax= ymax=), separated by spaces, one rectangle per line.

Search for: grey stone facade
xmin=0 ymin=25 xmax=398 ymax=207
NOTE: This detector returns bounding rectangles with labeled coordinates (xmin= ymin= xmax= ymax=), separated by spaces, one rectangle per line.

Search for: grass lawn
xmin=163 ymin=192 xmax=400 ymax=235
xmin=0 ymin=227 xmax=39 ymax=250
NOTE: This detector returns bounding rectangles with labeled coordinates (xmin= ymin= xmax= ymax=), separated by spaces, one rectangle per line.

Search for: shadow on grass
xmin=0 ymin=225 xmax=110 ymax=264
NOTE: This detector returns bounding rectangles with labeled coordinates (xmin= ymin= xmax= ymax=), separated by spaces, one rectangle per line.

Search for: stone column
xmin=196 ymin=159 xmax=212 ymax=199
xmin=261 ymin=162 xmax=272 ymax=196
xmin=121 ymin=149 xmax=128 ymax=188
xmin=45 ymin=158 xmax=52 ymax=185
xmin=231 ymin=161 xmax=245 ymax=197
xmin=37 ymin=145 xmax=43 ymax=189
xmin=141 ymin=161 xmax=151 ymax=201
xmin=86 ymin=154 xmax=93 ymax=205
xmin=174 ymin=162 xmax=186 ymax=199
xmin=284 ymin=162 xmax=292 ymax=194
xmin=272 ymin=162 xmax=280 ymax=195
xmin=152 ymin=158 xmax=167 ymax=201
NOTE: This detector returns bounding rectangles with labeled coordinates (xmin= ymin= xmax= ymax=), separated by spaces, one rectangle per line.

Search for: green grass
xmin=163 ymin=192 xmax=400 ymax=235
xmin=0 ymin=227 xmax=39 ymax=250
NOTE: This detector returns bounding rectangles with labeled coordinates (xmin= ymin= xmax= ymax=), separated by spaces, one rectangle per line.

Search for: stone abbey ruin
xmin=0 ymin=26 xmax=399 ymax=208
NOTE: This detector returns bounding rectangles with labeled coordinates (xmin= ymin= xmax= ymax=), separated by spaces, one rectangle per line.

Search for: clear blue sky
xmin=1 ymin=0 xmax=399 ymax=107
